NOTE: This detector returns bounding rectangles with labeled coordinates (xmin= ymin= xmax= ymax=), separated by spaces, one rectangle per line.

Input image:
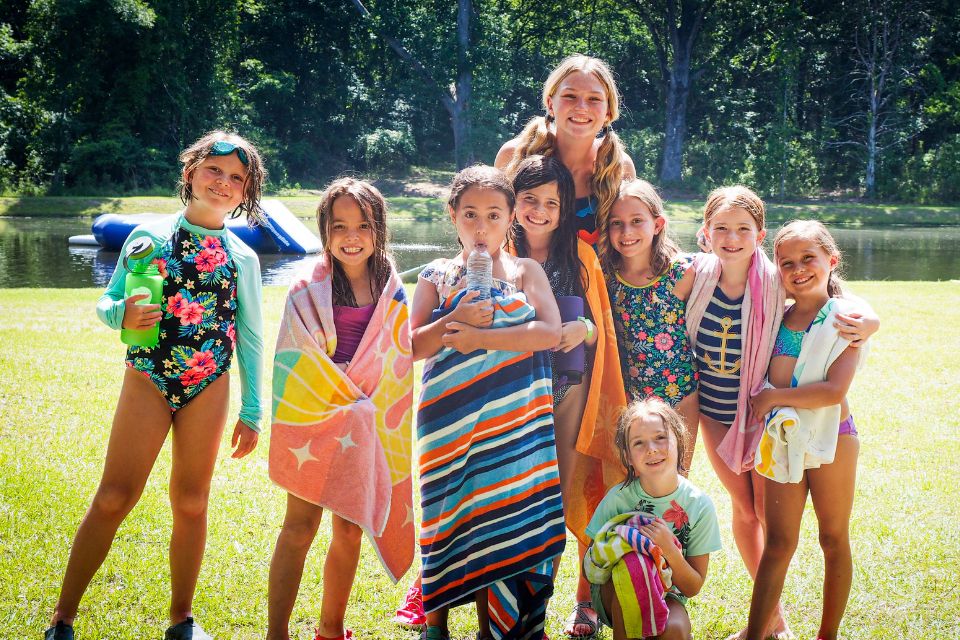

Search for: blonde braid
xmin=503 ymin=116 xmax=556 ymax=177
xmin=592 ymin=127 xmax=626 ymax=266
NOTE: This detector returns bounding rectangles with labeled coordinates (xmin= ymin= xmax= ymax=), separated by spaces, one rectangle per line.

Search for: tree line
xmin=1 ymin=0 xmax=958 ymax=203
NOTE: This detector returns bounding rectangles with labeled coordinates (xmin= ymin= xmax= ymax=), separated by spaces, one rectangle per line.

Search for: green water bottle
xmin=120 ymin=238 xmax=163 ymax=347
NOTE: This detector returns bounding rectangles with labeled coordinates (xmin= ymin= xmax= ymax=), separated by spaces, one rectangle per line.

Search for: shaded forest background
xmin=1 ymin=0 xmax=958 ymax=202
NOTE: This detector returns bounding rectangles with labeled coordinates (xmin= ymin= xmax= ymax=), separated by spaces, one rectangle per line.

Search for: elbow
xmin=680 ymin=577 xmax=705 ymax=598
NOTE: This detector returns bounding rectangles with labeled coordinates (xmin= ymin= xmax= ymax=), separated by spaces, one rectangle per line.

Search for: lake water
xmin=1 ymin=216 xmax=958 ymax=288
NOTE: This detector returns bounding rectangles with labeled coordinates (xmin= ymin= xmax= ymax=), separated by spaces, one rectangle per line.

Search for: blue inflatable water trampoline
xmin=71 ymin=200 xmax=321 ymax=254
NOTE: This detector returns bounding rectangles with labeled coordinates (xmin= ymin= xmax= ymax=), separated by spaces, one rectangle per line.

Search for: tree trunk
xmin=660 ymin=48 xmax=691 ymax=185
xmin=348 ymin=0 xmax=473 ymax=168
xmin=453 ymin=0 xmax=473 ymax=168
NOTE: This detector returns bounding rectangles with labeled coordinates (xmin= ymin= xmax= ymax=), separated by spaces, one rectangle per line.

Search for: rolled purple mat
xmin=555 ymin=295 xmax=585 ymax=386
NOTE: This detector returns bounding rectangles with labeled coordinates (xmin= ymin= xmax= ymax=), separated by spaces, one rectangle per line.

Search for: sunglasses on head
xmin=209 ymin=140 xmax=249 ymax=166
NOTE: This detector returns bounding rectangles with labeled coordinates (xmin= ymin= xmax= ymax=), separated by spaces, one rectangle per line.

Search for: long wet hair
xmin=508 ymin=155 xmax=585 ymax=297
xmin=601 ymin=179 xmax=679 ymax=276
xmin=447 ymin=165 xmax=516 ymax=248
xmin=614 ymin=397 xmax=688 ymax=485
xmin=774 ymin=220 xmax=845 ymax=298
xmin=317 ymin=178 xmax=392 ymax=307
xmin=178 ymin=130 xmax=267 ymax=223
xmin=503 ymin=55 xmax=627 ymax=257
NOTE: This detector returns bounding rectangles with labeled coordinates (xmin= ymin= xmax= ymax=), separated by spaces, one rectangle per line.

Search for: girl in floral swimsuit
xmin=45 ymin=131 xmax=266 ymax=640
xmin=600 ymin=179 xmax=700 ymax=472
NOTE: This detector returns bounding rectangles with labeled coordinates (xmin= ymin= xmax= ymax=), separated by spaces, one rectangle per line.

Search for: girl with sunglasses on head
xmin=45 ymin=131 xmax=267 ymax=640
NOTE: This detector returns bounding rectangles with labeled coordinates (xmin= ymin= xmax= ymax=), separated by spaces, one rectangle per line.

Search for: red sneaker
xmin=392 ymin=583 xmax=426 ymax=627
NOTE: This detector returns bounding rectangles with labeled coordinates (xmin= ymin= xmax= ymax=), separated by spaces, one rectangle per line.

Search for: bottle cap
xmin=123 ymin=237 xmax=155 ymax=272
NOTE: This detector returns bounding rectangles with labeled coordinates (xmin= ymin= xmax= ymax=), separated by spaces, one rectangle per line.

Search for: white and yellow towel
xmin=755 ymin=298 xmax=868 ymax=483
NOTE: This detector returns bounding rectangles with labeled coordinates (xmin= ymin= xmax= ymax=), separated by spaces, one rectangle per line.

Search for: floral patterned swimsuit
xmin=126 ymin=225 xmax=237 ymax=412
xmin=608 ymin=256 xmax=698 ymax=405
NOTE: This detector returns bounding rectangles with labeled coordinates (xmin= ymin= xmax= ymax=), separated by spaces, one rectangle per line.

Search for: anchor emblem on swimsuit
xmin=703 ymin=316 xmax=741 ymax=375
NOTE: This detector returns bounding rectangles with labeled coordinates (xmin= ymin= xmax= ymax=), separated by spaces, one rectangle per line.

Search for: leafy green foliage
xmin=0 ymin=0 xmax=958 ymax=202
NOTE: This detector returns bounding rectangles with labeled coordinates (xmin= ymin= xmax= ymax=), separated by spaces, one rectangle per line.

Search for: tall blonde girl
xmin=495 ymin=55 xmax=637 ymax=261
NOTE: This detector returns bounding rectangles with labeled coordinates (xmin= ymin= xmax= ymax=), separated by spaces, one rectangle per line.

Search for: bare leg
xmin=50 ymin=369 xmax=172 ymax=625
xmin=745 ymin=477 xmax=808 ymax=640
xmin=552 ymin=384 xmax=598 ymax=635
xmin=599 ymin=580 xmax=627 ymax=640
xmin=700 ymin=415 xmax=789 ymax=637
xmin=315 ymin=514 xmax=364 ymax=637
xmin=476 ymin=589 xmax=490 ymax=638
xmin=267 ymin=494 xmax=324 ymax=640
xmin=167 ymin=373 xmax=230 ymax=624
xmin=675 ymin=392 xmax=700 ymax=475
xmin=808 ymin=435 xmax=859 ymax=640
xmin=658 ymin=598 xmax=692 ymax=640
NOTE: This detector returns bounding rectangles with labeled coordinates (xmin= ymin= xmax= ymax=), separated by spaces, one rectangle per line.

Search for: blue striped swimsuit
xmin=695 ymin=288 xmax=744 ymax=425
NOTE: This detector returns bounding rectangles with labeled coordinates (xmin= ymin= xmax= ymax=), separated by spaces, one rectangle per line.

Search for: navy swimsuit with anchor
xmin=695 ymin=288 xmax=743 ymax=426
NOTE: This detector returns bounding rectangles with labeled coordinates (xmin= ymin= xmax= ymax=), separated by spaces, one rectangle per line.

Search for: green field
xmin=3 ymin=195 xmax=960 ymax=226
xmin=1 ymin=282 xmax=957 ymax=639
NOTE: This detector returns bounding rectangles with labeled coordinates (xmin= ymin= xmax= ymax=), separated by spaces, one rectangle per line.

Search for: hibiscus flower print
xmin=178 ymin=301 xmax=205 ymax=325
xmin=200 ymin=236 xmax=223 ymax=251
xmin=194 ymin=249 xmax=221 ymax=273
xmin=151 ymin=258 xmax=168 ymax=278
xmin=186 ymin=350 xmax=217 ymax=377
xmin=166 ymin=292 xmax=189 ymax=316
xmin=662 ymin=500 xmax=689 ymax=529
xmin=226 ymin=323 xmax=236 ymax=349
xmin=179 ymin=367 xmax=206 ymax=387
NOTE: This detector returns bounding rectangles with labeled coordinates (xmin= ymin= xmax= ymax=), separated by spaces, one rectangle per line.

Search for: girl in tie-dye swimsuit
xmin=46 ymin=131 xmax=266 ymax=640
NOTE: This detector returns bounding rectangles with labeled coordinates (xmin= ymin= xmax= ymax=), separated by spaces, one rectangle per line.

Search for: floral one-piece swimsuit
xmin=125 ymin=225 xmax=237 ymax=412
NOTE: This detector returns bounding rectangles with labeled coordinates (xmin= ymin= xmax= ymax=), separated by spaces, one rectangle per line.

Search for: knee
xmin=90 ymin=484 xmax=139 ymax=520
xmin=280 ymin=516 xmax=322 ymax=549
xmin=764 ymin=528 xmax=799 ymax=560
xmin=170 ymin=485 xmax=210 ymax=520
xmin=332 ymin=517 xmax=363 ymax=547
xmin=818 ymin=527 xmax=850 ymax=557
xmin=658 ymin=602 xmax=691 ymax=640
xmin=731 ymin=497 xmax=761 ymax=527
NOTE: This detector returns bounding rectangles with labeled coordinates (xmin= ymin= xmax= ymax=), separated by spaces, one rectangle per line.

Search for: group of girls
xmin=43 ymin=54 xmax=877 ymax=640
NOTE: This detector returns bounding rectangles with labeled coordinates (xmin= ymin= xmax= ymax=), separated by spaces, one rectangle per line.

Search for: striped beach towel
xmin=269 ymin=255 xmax=415 ymax=582
xmin=418 ymin=287 xmax=566 ymax=638
xmin=584 ymin=512 xmax=680 ymax=638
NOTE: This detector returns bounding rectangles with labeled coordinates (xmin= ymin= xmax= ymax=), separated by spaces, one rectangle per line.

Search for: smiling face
xmin=608 ymin=196 xmax=665 ymax=263
xmin=515 ymin=181 xmax=561 ymax=242
xmin=184 ymin=153 xmax=248 ymax=216
xmin=626 ymin=415 xmax=679 ymax=485
xmin=776 ymin=236 xmax=838 ymax=301
xmin=450 ymin=185 xmax=513 ymax=255
xmin=704 ymin=205 xmax=766 ymax=267
xmin=546 ymin=70 xmax=610 ymax=140
xmin=327 ymin=195 xmax=375 ymax=273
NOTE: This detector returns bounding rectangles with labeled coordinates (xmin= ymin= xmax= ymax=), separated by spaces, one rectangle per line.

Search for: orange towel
xmin=569 ymin=240 xmax=628 ymax=544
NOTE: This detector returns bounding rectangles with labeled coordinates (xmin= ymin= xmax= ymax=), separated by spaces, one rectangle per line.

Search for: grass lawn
xmin=2 ymin=195 xmax=960 ymax=226
xmin=1 ymin=282 xmax=957 ymax=639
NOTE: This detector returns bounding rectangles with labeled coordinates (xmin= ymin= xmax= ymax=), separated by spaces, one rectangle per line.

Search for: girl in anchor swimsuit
xmin=687 ymin=187 xmax=878 ymax=640
xmin=46 ymin=131 xmax=266 ymax=640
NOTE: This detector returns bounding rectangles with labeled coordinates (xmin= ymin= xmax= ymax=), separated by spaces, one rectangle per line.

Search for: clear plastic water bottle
xmin=465 ymin=244 xmax=493 ymax=301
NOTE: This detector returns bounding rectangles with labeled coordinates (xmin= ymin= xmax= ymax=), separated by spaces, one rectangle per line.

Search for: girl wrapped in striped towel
xmin=410 ymin=165 xmax=566 ymax=640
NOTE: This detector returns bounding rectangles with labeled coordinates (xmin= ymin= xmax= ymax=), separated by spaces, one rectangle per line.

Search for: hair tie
xmin=545 ymin=113 xmax=555 ymax=124
xmin=603 ymin=124 xmax=613 ymax=136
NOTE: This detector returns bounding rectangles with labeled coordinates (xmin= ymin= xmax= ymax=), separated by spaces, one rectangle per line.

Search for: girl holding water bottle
xmin=45 ymin=131 xmax=266 ymax=640
xmin=410 ymin=165 xmax=565 ymax=640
